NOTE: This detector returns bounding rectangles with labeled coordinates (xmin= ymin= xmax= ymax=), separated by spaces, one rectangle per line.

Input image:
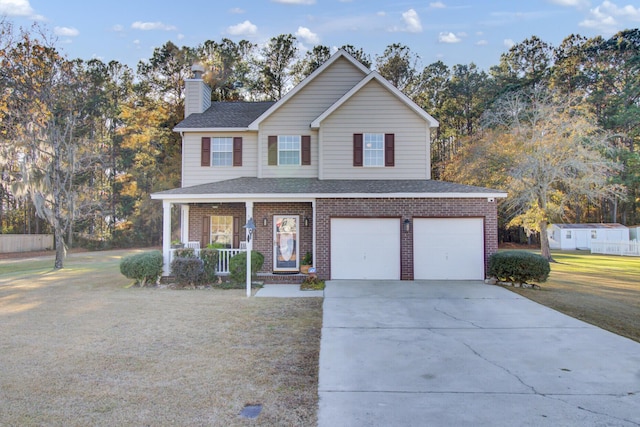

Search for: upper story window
xmin=363 ymin=133 xmax=384 ymax=167
xmin=566 ymin=230 xmax=572 ymax=239
xmin=268 ymin=135 xmax=311 ymax=166
xmin=278 ymin=135 xmax=301 ymax=165
xmin=200 ymin=137 xmax=242 ymax=167
xmin=353 ymin=133 xmax=395 ymax=167
xmin=212 ymin=137 xmax=233 ymax=166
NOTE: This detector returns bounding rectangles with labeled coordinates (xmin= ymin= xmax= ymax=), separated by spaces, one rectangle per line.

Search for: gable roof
xmin=311 ymin=71 xmax=439 ymax=129
xmin=151 ymin=177 xmax=506 ymax=201
xmin=247 ymin=50 xmax=371 ymax=130
xmin=174 ymin=101 xmax=274 ymax=131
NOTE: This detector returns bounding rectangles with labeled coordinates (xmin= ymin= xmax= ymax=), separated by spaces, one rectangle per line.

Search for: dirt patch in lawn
xmin=505 ymin=252 xmax=640 ymax=344
xmin=0 ymin=250 xmax=322 ymax=426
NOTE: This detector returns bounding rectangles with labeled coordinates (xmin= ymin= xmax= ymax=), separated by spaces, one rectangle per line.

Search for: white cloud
xmin=112 ymin=24 xmax=124 ymax=32
xmin=429 ymin=1 xmax=446 ymax=8
xmin=229 ymin=7 xmax=245 ymax=13
xmin=227 ymin=20 xmax=258 ymax=36
xmin=476 ymin=39 xmax=488 ymax=46
xmin=402 ymin=9 xmax=423 ymax=33
xmin=504 ymin=38 xmax=515 ymax=48
xmin=548 ymin=0 xmax=590 ymax=7
xmin=177 ymin=33 xmax=185 ymax=40
xmin=0 ymin=0 xmax=33 ymax=16
xmin=54 ymin=26 xmax=79 ymax=37
xmin=131 ymin=21 xmax=177 ymax=31
xmin=295 ymin=26 xmax=320 ymax=44
xmin=271 ymin=0 xmax=315 ymax=4
xmin=377 ymin=11 xmax=387 ymax=16
xmin=579 ymin=1 xmax=640 ymax=34
xmin=438 ymin=32 xmax=461 ymax=43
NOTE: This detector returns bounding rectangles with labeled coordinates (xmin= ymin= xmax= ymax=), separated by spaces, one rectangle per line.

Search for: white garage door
xmin=331 ymin=218 xmax=400 ymax=280
xmin=414 ymin=218 xmax=484 ymax=280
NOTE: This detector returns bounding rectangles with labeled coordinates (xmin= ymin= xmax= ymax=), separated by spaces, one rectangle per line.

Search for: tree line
xmin=1 ymin=18 xmax=638 ymax=265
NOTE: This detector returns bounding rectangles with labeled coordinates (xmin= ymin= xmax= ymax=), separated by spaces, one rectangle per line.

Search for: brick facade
xmin=315 ymin=197 xmax=498 ymax=280
xmin=186 ymin=197 xmax=498 ymax=281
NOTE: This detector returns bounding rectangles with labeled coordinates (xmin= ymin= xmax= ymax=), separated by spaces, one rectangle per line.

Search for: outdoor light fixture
xmin=403 ymin=218 xmax=411 ymax=233
xmin=243 ymin=218 xmax=256 ymax=242
xmin=304 ymin=217 xmax=310 ymax=227
xmin=263 ymin=217 xmax=268 ymax=227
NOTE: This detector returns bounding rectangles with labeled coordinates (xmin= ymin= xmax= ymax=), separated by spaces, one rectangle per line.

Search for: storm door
xmin=273 ymin=215 xmax=299 ymax=273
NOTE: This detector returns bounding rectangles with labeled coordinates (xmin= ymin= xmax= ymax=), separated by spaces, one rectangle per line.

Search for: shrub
xmin=301 ymin=275 xmax=325 ymax=290
xmin=173 ymin=248 xmax=196 ymax=258
xmin=199 ymin=248 xmax=219 ymax=284
xmin=488 ymin=251 xmax=550 ymax=284
xmin=228 ymin=251 xmax=264 ymax=287
xmin=171 ymin=257 xmax=205 ymax=286
xmin=120 ymin=251 xmax=163 ymax=286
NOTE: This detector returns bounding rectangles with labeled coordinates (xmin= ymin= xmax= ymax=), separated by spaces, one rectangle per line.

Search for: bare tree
xmin=484 ymin=88 xmax=624 ymax=260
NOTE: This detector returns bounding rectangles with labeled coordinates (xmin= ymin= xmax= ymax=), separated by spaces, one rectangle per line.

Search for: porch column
xmin=181 ymin=204 xmax=190 ymax=242
xmin=245 ymin=201 xmax=254 ymax=297
xmin=162 ymin=200 xmax=172 ymax=276
xmin=312 ymin=199 xmax=316 ymax=269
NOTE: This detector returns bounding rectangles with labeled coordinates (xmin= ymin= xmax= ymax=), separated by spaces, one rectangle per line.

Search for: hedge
xmin=199 ymin=248 xmax=219 ymax=284
xmin=119 ymin=250 xmax=163 ymax=286
xmin=488 ymin=251 xmax=550 ymax=284
xmin=226 ymin=251 xmax=265 ymax=289
xmin=171 ymin=257 xmax=205 ymax=286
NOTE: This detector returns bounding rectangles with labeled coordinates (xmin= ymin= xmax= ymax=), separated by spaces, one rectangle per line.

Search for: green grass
xmin=506 ymin=249 xmax=640 ymax=342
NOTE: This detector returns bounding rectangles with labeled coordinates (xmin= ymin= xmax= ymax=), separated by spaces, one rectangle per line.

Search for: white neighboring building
xmin=629 ymin=226 xmax=640 ymax=241
xmin=548 ymin=223 xmax=630 ymax=250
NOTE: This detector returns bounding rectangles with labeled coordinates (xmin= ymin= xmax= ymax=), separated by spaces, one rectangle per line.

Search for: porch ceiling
xmin=150 ymin=177 xmax=507 ymax=202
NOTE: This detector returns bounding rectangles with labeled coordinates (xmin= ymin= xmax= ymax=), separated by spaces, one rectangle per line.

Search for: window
xmin=566 ymin=231 xmax=572 ymax=239
xmin=210 ymin=216 xmax=233 ymax=247
xmin=278 ymin=135 xmax=301 ymax=165
xmin=212 ymin=137 xmax=233 ymax=166
xmin=353 ymin=133 xmax=394 ymax=167
xmin=591 ymin=230 xmax=597 ymax=239
xmin=364 ymin=133 xmax=384 ymax=166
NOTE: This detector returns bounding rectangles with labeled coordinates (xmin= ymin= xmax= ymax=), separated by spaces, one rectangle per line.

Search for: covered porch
xmin=155 ymin=196 xmax=316 ymax=279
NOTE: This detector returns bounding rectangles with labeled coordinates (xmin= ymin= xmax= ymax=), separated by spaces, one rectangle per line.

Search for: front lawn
xmin=506 ymin=250 xmax=640 ymax=343
xmin=0 ymin=249 xmax=322 ymax=426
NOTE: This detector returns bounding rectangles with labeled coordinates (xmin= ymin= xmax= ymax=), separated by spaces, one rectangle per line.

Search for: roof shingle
xmin=175 ymin=101 xmax=275 ymax=129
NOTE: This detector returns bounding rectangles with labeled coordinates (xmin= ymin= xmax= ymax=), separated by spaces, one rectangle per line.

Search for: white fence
xmin=590 ymin=240 xmax=640 ymax=256
xmin=0 ymin=234 xmax=53 ymax=253
xmin=168 ymin=247 xmax=246 ymax=274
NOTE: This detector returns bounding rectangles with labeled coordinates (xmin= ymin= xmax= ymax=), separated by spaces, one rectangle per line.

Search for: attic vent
xmin=191 ymin=64 xmax=205 ymax=79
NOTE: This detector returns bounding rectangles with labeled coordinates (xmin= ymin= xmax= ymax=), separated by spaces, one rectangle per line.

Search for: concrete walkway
xmin=254 ymin=284 xmax=323 ymax=298
xmin=318 ymin=280 xmax=640 ymax=427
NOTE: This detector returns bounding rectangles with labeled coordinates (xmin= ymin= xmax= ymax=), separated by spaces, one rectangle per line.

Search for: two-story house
xmin=151 ymin=50 xmax=506 ymax=282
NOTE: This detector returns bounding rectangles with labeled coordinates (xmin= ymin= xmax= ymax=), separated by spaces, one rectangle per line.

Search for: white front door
xmin=273 ymin=215 xmax=299 ymax=273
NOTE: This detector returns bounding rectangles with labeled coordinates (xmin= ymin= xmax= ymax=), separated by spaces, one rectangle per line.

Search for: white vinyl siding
xmin=320 ymin=79 xmax=431 ymax=180
xmin=182 ymin=132 xmax=257 ymax=187
xmin=260 ymin=56 xmax=367 ymax=178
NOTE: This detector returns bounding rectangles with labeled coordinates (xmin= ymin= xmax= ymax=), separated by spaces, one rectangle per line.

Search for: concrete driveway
xmin=318 ymin=281 xmax=640 ymax=427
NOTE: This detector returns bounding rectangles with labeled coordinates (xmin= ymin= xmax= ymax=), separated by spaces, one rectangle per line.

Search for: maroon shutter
xmin=353 ymin=134 xmax=363 ymax=167
xmin=233 ymin=137 xmax=243 ymax=166
xmin=385 ymin=133 xmax=395 ymax=167
xmin=201 ymin=137 xmax=210 ymax=166
xmin=233 ymin=216 xmax=240 ymax=248
xmin=268 ymin=135 xmax=277 ymax=165
xmin=301 ymin=135 xmax=311 ymax=165
xmin=201 ymin=216 xmax=210 ymax=248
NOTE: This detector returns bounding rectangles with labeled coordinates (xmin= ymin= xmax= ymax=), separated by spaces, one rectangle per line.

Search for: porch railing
xmin=590 ymin=240 xmax=640 ymax=257
xmin=216 ymin=248 xmax=247 ymax=274
xmin=168 ymin=247 xmax=247 ymax=275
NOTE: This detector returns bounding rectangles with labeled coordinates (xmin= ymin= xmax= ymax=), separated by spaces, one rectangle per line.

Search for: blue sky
xmin=2 ymin=0 xmax=639 ymax=71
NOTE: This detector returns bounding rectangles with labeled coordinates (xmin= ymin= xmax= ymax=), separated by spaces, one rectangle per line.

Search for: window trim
xmin=363 ymin=133 xmax=384 ymax=167
xmin=210 ymin=215 xmax=234 ymax=248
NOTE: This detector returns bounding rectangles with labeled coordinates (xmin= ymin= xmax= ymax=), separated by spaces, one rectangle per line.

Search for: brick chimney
xmin=184 ymin=64 xmax=211 ymax=118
